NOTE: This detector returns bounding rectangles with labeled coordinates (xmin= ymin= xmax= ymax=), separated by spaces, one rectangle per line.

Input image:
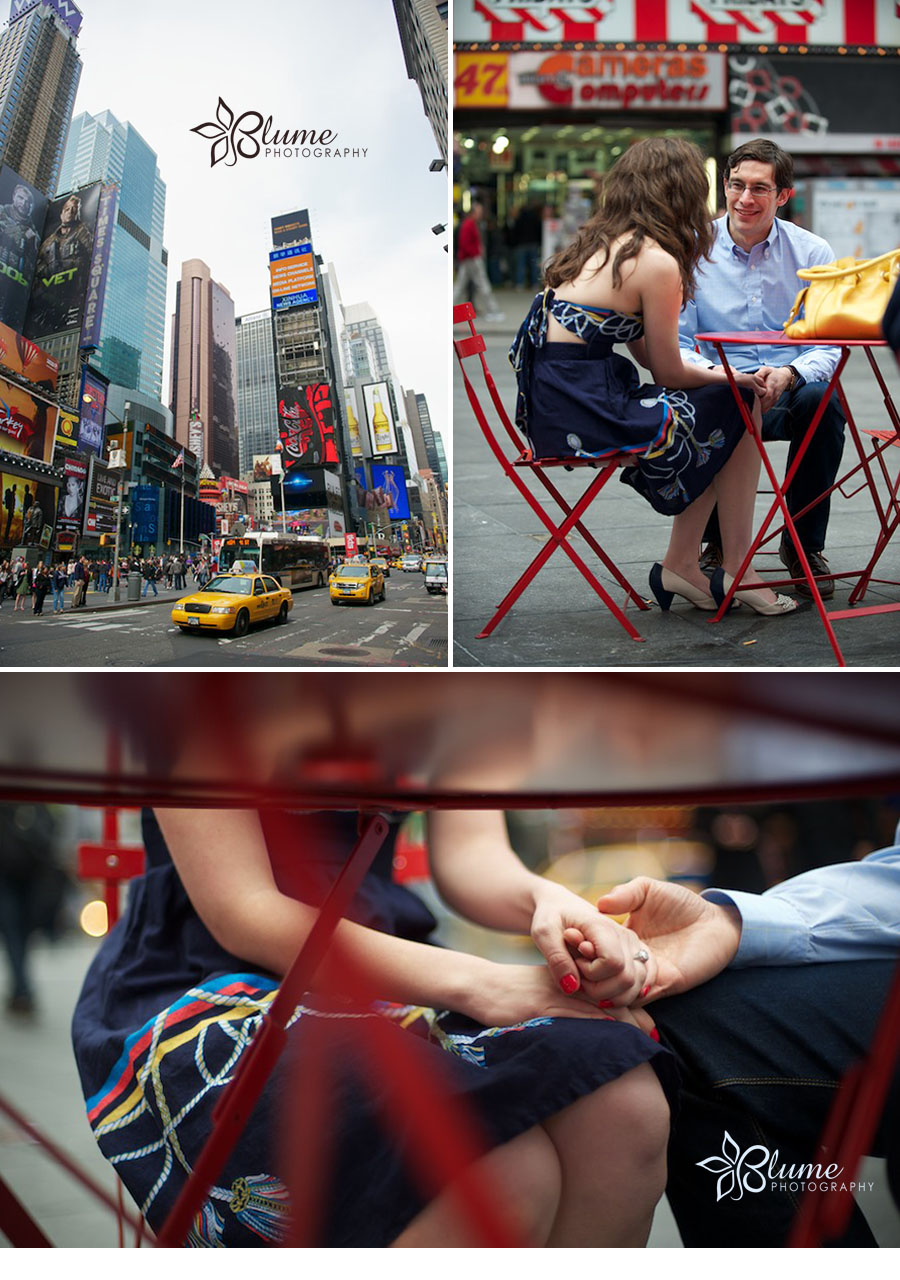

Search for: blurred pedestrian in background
xmin=0 ymin=804 xmax=68 ymax=1016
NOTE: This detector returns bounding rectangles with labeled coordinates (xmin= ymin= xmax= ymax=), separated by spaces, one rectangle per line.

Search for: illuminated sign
xmin=269 ymin=243 xmax=318 ymax=310
xmin=361 ymin=381 xmax=399 ymax=456
xmin=271 ymin=208 xmax=312 ymax=248
xmin=0 ymin=375 xmax=57 ymax=463
xmin=452 ymin=1 xmax=897 ymax=48
xmin=10 ymin=0 xmax=83 ymax=37
xmin=277 ymin=381 xmax=339 ymax=466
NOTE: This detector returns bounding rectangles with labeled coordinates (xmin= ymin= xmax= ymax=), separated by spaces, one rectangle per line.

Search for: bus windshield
xmin=219 ymin=534 xmax=330 ymax=590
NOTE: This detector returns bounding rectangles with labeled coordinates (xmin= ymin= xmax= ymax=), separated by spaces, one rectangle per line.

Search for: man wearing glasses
xmin=679 ymin=139 xmax=845 ymax=599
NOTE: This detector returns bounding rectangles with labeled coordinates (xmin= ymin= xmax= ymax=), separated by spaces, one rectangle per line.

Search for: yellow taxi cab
xmin=369 ymin=555 xmax=390 ymax=578
xmin=329 ymin=561 xmax=386 ymax=606
xmin=172 ymin=572 xmax=293 ymax=636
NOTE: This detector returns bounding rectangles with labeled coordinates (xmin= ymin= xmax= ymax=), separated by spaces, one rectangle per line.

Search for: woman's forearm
xmin=427 ymin=810 xmax=546 ymax=933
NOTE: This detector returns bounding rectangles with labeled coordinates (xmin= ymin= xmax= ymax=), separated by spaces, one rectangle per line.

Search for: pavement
xmin=0 ymin=577 xmax=192 ymax=620
xmin=2 ymin=927 xmax=899 ymax=1249
xmin=453 ymin=287 xmax=900 ymax=668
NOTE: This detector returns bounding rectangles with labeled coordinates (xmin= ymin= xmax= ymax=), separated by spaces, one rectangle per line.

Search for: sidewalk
xmin=453 ymin=287 xmax=900 ymax=668
xmin=2 ymin=579 xmax=191 ymax=617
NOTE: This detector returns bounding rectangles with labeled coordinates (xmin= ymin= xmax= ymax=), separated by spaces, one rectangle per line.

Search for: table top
xmin=1 ymin=673 xmax=899 ymax=810
xmin=697 ymin=330 xmax=886 ymax=348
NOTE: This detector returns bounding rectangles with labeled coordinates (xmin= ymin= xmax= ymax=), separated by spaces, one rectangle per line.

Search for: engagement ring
xmin=633 ymin=949 xmax=650 ymax=963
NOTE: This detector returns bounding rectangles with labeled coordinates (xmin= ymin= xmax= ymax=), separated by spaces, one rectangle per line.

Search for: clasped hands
xmin=532 ymin=878 xmax=743 ymax=1036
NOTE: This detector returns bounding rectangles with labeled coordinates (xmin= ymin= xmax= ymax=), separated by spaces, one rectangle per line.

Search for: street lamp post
xmin=274 ymin=440 xmax=287 ymax=532
xmin=110 ymin=401 xmax=131 ymax=602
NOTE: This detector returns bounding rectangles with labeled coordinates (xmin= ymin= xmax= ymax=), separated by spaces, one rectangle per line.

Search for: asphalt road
xmin=0 ymin=572 xmax=448 ymax=668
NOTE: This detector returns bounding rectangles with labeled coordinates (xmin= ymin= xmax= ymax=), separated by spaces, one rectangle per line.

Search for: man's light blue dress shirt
xmin=679 ymin=215 xmax=842 ymax=385
xmin=704 ymin=835 xmax=900 ymax=966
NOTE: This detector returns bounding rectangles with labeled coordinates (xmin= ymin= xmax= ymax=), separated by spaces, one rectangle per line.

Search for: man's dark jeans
xmin=653 ymin=960 xmax=899 ymax=1247
xmin=704 ymin=381 xmax=846 ymax=553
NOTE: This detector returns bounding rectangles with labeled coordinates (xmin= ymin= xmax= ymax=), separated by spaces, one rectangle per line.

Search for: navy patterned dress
xmin=71 ymin=810 xmax=677 ymax=1247
xmin=510 ymin=289 xmax=753 ymax=515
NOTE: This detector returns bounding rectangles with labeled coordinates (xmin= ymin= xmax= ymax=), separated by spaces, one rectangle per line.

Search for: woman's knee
xmin=484 ymin=1125 xmax=562 ymax=1245
xmin=580 ymin=1063 xmax=671 ymax=1171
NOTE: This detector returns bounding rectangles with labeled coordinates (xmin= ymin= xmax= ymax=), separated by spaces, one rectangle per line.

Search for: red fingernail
xmin=642 ymin=985 xmax=650 ymax=998
xmin=601 ymin=1015 xmax=616 ymax=1021
xmin=560 ymin=974 xmax=578 ymax=994
xmin=649 ymin=1028 xmax=660 ymax=1042
xmin=598 ymin=999 xmax=614 ymax=1008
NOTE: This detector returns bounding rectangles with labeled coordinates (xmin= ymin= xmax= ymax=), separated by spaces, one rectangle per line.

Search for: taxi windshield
xmin=334 ymin=563 xmax=368 ymax=578
xmin=203 ymin=575 xmax=253 ymax=595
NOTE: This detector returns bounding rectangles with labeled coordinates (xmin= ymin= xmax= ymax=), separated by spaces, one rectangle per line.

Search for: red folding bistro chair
xmin=453 ymin=303 xmax=649 ymax=641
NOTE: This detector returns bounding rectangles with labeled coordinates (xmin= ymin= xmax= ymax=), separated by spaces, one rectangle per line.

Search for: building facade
xmin=0 ymin=1 xmax=82 ymax=197
xmin=454 ymin=0 xmax=900 ymax=263
xmin=56 ymin=109 xmax=168 ymax=401
xmin=234 ymin=309 xmax=278 ymax=477
xmin=393 ymin=0 xmax=448 ymax=164
xmin=170 ymin=258 xmax=239 ymax=479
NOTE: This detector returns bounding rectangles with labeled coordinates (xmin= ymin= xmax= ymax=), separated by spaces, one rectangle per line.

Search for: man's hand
xmin=756 ymin=364 xmax=793 ymax=413
xmin=586 ymin=878 xmax=743 ymax=1003
xmin=530 ymin=880 xmax=657 ymax=1007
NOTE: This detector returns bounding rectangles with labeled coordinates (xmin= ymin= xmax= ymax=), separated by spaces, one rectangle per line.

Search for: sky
xmin=59 ymin=0 xmax=450 ymax=445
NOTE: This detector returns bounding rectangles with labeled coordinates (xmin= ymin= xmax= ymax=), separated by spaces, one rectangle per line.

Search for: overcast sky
xmin=63 ymin=0 xmax=449 ymax=443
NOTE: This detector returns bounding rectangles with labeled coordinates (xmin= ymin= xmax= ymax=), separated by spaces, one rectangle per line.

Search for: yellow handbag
xmin=783 ymin=248 xmax=900 ymax=340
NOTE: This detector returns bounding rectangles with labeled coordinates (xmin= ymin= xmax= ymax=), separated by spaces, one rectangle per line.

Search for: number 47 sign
xmin=454 ymin=53 xmax=509 ymax=108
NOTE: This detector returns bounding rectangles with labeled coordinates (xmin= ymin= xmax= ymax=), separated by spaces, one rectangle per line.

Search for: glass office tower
xmin=56 ymin=109 xmax=167 ymax=400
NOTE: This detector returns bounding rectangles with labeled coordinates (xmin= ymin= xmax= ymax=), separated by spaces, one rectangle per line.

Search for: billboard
xmin=78 ymin=366 xmax=108 ymax=458
xmin=0 ymin=319 xmax=58 ymax=388
xmin=277 ymin=381 xmax=340 ymax=467
xmin=130 ymin=484 xmax=160 ymax=547
xmin=361 ymin=381 xmax=399 ymax=456
xmin=55 ymin=410 xmax=79 ymax=455
xmin=0 ymin=167 xmax=48 ymax=334
xmin=80 ymin=184 xmax=118 ymax=349
xmin=371 ymin=464 xmax=410 ymax=520
xmin=55 ymin=453 xmax=88 ymax=538
xmin=84 ymin=456 xmax=118 ymax=536
xmin=0 ymin=375 xmax=57 ymax=463
xmin=271 ymin=208 xmax=312 ymax=248
xmin=269 ymin=243 xmax=318 ymax=310
xmin=10 ymin=1 xmax=83 ymax=37
xmin=354 ymin=465 xmax=393 ymax=513
xmin=253 ymin=452 xmax=281 ymax=480
xmin=344 ymin=389 xmax=363 ymax=457
xmin=2 ymin=470 xmax=56 ymax=548
xmin=280 ymin=466 xmax=342 ymax=511
xmin=25 ymin=182 xmax=102 ymax=341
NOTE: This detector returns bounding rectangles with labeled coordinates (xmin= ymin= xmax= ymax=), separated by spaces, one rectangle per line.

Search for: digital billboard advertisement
xmin=277 ymin=381 xmax=340 ymax=468
xmin=0 ymin=318 xmax=57 ymax=388
xmin=80 ymin=183 xmax=118 ymax=349
xmin=55 ymin=453 xmax=88 ymax=538
xmin=78 ymin=365 xmax=108 ymax=458
xmin=271 ymin=208 xmax=312 ymax=249
xmin=25 ymin=182 xmax=102 ymax=342
xmin=2 ymin=470 xmax=56 ymax=549
xmin=84 ymin=455 xmax=118 ymax=536
xmin=55 ymin=410 xmax=79 ymax=455
xmin=344 ymin=389 xmax=363 ymax=457
xmin=0 ymin=374 xmax=57 ymax=463
xmin=269 ymin=243 xmax=318 ymax=310
xmin=9 ymin=1 xmax=83 ymax=38
xmin=253 ymin=453 xmax=282 ymax=480
xmin=361 ymin=381 xmax=399 ymax=456
xmin=0 ymin=166 xmax=48 ymax=334
xmin=371 ymin=464 xmax=410 ymax=520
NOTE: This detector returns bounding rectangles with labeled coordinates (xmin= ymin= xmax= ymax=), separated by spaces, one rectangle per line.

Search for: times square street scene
xmin=0 ymin=0 xmax=449 ymax=668
xmin=452 ymin=0 xmax=900 ymax=668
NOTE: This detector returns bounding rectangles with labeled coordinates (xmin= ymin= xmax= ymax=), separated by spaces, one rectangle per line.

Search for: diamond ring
xmin=633 ymin=948 xmax=650 ymax=963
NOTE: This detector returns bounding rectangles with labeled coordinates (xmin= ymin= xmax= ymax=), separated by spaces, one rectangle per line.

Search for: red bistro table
xmin=0 ymin=672 xmax=899 ymax=1248
xmin=696 ymin=331 xmax=900 ymax=667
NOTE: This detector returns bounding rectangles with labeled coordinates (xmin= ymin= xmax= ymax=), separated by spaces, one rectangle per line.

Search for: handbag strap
xmin=795 ymin=249 xmax=900 ymax=283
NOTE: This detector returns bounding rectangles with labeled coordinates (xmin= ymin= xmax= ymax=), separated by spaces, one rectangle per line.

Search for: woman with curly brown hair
xmin=510 ymin=136 xmax=796 ymax=615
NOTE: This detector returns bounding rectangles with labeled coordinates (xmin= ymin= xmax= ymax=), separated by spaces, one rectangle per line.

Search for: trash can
xmin=127 ymin=571 xmax=142 ymax=602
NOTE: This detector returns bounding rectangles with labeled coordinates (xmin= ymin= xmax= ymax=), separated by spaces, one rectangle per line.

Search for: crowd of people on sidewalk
xmin=0 ymin=550 xmax=218 ymax=617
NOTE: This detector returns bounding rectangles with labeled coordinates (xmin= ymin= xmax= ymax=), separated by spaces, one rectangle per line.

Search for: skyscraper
xmin=234 ymin=310 xmax=278 ymax=476
xmin=56 ymin=109 xmax=167 ymax=400
xmin=392 ymin=0 xmax=447 ymax=165
xmin=0 ymin=1 xmax=83 ymax=197
xmin=170 ymin=258 xmax=238 ymax=479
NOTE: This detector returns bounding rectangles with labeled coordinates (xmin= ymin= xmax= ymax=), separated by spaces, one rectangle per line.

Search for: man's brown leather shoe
xmin=779 ymin=541 xmax=834 ymax=600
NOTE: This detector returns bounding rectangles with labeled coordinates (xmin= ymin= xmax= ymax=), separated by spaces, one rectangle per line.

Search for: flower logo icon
xmin=191 ymin=99 xmax=264 ymax=167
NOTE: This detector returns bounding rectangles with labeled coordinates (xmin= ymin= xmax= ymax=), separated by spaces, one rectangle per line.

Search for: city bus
xmin=218 ymin=532 xmax=330 ymax=590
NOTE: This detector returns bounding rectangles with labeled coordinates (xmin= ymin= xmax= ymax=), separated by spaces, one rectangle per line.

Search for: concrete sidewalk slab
xmin=453 ymin=288 xmax=900 ymax=668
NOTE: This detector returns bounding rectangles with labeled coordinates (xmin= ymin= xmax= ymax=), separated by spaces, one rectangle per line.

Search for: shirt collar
xmin=720 ymin=212 xmax=781 ymax=258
